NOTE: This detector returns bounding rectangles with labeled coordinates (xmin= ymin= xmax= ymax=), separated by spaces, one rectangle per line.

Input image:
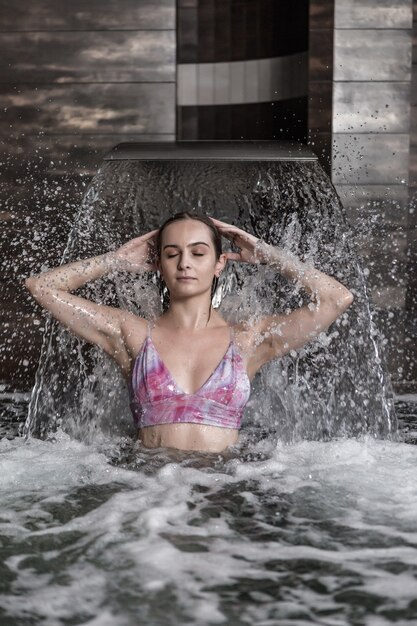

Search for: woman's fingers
xmin=142 ymin=228 xmax=159 ymax=240
xmin=135 ymin=229 xmax=159 ymax=244
xmin=224 ymin=252 xmax=241 ymax=261
xmin=211 ymin=217 xmax=233 ymax=228
xmin=124 ymin=229 xmax=159 ymax=246
xmin=211 ymin=218 xmax=241 ymax=236
xmin=120 ymin=231 xmax=158 ymax=254
xmin=212 ymin=219 xmax=258 ymax=247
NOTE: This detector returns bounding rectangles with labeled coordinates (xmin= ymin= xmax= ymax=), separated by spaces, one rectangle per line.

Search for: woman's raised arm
xmin=211 ymin=218 xmax=354 ymax=376
xmin=248 ymin=241 xmax=353 ymax=366
xmin=25 ymin=230 xmax=158 ymax=364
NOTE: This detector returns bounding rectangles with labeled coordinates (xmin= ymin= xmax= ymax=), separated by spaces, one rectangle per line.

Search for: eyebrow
xmin=163 ymin=242 xmax=210 ymax=250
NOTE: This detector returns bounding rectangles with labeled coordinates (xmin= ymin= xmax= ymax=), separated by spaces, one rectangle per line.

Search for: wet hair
xmin=156 ymin=212 xmax=222 ymax=313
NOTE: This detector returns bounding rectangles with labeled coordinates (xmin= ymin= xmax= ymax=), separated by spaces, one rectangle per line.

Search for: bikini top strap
xmin=147 ymin=321 xmax=152 ymax=338
xmin=229 ymin=325 xmax=235 ymax=344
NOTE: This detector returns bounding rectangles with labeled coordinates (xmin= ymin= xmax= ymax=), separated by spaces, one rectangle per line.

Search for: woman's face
xmin=158 ymin=220 xmax=226 ymax=300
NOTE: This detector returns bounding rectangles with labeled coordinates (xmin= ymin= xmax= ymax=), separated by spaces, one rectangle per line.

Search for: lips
xmin=176 ymin=276 xmax=196 ymax=281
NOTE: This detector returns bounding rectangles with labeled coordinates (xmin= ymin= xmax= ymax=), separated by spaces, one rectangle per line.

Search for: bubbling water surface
xmin=4 ymin=155 xmax=416 ymax=624
xmin=1 ymin=430 xmax=417 ymax=625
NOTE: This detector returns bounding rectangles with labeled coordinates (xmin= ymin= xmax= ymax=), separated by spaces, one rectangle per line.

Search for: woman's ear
xmin=215 ymin=253 xmax=227 ymax=277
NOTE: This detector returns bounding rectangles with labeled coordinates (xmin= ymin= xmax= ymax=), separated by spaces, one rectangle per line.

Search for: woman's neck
xmin=162 ymin=299 xmax=219 ymax=330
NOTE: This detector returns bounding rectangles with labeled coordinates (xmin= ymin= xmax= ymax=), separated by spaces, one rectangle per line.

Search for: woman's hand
xmin=109 ymin=229 xmax=159 ymax=273
xmin=211 ymin=218 xmax=262 ymax=264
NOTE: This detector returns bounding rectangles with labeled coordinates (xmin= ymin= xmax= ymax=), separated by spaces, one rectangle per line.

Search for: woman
xmin=25 ymin=213 xmax=354 ymax=452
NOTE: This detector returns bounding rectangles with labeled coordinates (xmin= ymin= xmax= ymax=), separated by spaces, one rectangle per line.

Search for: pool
xmin=3 ymin=141 xmax=415 ymax=625
xmin=0 ymin=395 xmax=417 ymax=625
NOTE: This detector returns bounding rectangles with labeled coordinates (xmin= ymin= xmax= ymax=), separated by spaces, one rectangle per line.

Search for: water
xmin=25 ymin=159 xmax=396 ymax=441
xmin=5 ymin=151 xmax=414 ymax=624
xmin=1 ymin=416 xmax=417 ymax=625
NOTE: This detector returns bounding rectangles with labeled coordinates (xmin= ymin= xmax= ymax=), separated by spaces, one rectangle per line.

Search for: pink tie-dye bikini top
xmin=130 ymin=323 xmax=250 ymax=430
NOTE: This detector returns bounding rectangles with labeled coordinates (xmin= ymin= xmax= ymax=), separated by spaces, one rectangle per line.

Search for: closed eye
xmin=167 ymin=252 xmax=204 ymax=259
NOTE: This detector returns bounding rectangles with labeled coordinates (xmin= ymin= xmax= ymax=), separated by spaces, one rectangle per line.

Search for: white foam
xmin=1 ymin=433 xmax=417 ymax=624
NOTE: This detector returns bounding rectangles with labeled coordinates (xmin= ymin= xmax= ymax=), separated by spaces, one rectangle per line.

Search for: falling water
xmin=24 ymin=156 xmax=397 ymax=442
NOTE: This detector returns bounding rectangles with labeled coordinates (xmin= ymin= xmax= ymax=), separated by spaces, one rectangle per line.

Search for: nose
xmin=177 ymin=252 xmax=191 ymax=270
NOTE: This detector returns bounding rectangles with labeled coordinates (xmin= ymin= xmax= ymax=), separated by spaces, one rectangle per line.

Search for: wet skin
xmin=25 ymin=217 xmax=354 ymax=453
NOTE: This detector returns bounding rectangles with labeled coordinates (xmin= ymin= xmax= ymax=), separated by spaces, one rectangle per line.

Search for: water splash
xmin=24 ymin=159 xmax=397 ymax=441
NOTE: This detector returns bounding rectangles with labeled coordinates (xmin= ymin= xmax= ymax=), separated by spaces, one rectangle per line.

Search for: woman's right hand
xmin=109 ymin=229 xmax=159 ymax=273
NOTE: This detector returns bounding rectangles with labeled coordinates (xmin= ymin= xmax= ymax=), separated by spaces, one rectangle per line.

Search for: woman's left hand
xmin=211 ymin=218 xmax=262 ymax=264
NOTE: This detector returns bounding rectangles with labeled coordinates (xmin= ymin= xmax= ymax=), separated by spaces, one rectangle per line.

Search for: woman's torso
xmin=121 ymin=316 xmax=251 ymax=452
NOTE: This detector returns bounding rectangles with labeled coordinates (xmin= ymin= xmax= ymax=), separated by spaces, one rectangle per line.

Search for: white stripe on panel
xmin=229 ymin=61 xmax=245 ymax=103
xmin=177 ymin=64 xmax=197 ymax=106
xmin=244 ymin=59 xmax=259 ymax=103
xmin=178 ymin=52 xmax=308 ymax=106
xmin=214 ymin=62 xmax=230 ymax=105
xmin=258 ymin=57 xmax=272 ymax=102
xmin=198 ymin=63 xmax=214 ymax=105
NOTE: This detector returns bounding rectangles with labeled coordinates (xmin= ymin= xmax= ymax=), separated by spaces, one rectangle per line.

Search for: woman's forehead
xmin=162 ymin=219 xmax=213 ymax=244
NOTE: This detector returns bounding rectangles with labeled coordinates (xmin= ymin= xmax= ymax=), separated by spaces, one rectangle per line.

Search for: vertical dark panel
xmin=245 ymin=0 xmax=258 ymax=58
xmin=198 ymin=0 xmax=215 ymax=63
xmin=231 ymin=0 xmax=245 ymax=61
xmin=178 ymin=106 xmax=198 ymax=139
xmin=308 ymin=0 xmax=334 ymax=173
xmin=214 ymin=0 xmax=230 ymax=60
xmin=259 ymin=0 xmax=274 ymax=59
xmin=177 ymin=7 xmax=198 ymax=63
xmin=198 ymin=107 xmax=215 ymax=139
xmin=178 ymin=0 xmax=309 ymax=142
xmin=197 ymin=0 xmax=214 ymax=136
xmin=272 ymin=0 xmax=309 ymax=55
xmin=230 ymin=103 xmax=243 ymax=139
xmin=214 ymin=0 xmax=231 ymax=137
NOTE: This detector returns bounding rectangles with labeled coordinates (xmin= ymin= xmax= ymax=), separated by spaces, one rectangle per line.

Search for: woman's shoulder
xmin=120 ymin=312 xmax=153 ymax=356
xmin=229 ymin=320 xmax=255 ymax=356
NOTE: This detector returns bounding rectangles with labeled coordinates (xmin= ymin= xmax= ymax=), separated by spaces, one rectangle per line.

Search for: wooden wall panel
xmin=309 ymin=29 xmax=333 ymax=82
xmin=0 ymin=31 xmax=175 ymax=83
xmin=309 ymin=0 xmax=334 ymax=29
xmin=0 ymin=0 xmax=176 ymax=392
xmin=0 ymin=0 xmax=175 ymax=30
xmin=0 ymin=84 xmax=175 ymax=135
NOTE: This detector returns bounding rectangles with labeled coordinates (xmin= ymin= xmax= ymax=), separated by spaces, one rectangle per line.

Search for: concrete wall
xmin=331 ymin=0 xmax=414 ymax=388
xmin=404 ymin=0 xmax=417 ymax=383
